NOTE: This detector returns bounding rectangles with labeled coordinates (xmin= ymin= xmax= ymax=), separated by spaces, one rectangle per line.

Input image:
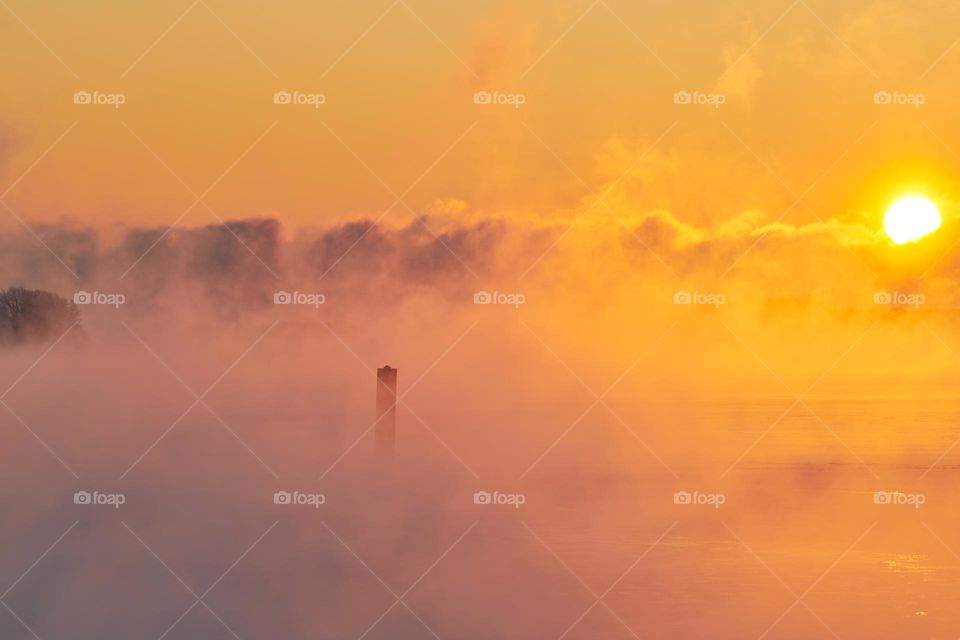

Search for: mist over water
xmin=0 ymin=217 xmax=958 ymax=638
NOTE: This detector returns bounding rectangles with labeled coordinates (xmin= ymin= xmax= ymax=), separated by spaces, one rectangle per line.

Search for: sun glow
xmin=884 ymin=196 xmax=941 ymax=244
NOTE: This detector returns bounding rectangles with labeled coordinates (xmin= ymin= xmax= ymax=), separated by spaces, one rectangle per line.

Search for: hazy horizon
xmin=4 ymin=1 xmax=960 ymax=638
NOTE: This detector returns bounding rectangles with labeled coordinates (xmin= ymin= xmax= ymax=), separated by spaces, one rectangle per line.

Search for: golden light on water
xmin=884 ymin=196 xmax=942 ymax=244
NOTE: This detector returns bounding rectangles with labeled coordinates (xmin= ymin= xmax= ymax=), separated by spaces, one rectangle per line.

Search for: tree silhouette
xmin=0 ymin=287 xmax=81 ymax=347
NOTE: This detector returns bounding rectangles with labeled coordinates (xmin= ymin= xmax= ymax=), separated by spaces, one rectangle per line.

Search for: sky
xmin=1 ymin=0 xmax=959 ymax=229
xmin=5 ymin=1 xmax=960 ymax=638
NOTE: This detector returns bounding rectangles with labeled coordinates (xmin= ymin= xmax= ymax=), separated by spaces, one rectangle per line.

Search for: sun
xmin=884 ymin=196 xmax=941 ymax=244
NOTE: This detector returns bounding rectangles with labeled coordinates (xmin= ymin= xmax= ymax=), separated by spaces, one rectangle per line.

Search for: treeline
xmin=0 ymin=287 xmax=81 ymax=347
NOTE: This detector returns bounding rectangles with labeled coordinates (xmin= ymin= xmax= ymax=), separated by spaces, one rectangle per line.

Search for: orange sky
xmin=3 ymin=1 xmax=960 ymax=404
xmin=1 ymin=0 xmax=959 ymax=233
xmin=2 ymin=0 xmax=960 ymax=398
